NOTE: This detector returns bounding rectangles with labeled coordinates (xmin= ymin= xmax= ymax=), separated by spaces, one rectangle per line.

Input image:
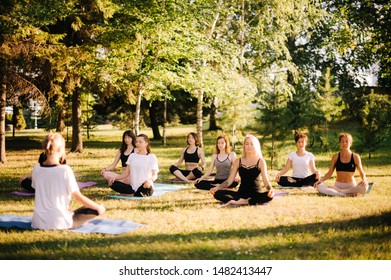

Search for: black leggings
xmin=169 ymin=165 xmax=203 ymax=179
xmin=214 ymin=189 xmax=273 ymax=205
xmin=277 ymin=173 xmax=318 ymax=187
xmin=194 ymin=179 xmax=239 ymax=190
xmin=71 ymin=207 xmax=99 ymax=229
xmin=21 ymin=178 xmax=35 ymax=193
xmin=110 ymin=181 xmax=154 ymax=197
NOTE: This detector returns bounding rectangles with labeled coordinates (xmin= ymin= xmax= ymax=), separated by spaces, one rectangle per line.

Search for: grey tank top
xmin=215 ymin=155 xmax=232 ymax=180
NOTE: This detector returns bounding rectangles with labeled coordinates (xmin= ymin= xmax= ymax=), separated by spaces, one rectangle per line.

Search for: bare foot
xmin=287 ymin=177 xmax=297 ymax=183
xmin=223 ymin=198 xmax=250 ymax=207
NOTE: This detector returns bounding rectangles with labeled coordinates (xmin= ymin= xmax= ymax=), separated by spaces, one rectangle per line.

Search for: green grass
xmin=0 ymin=124 xmax=390 ymax=260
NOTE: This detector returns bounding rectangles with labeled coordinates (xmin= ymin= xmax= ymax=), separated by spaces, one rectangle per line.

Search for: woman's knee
xmin=316 ymin=184 xmax=330 ymax=195
xmin=135 ymin=185 xmax=154 ymax=197
xmin=169 ymin=165 xmax=179 ymax=174
xmin=21 ymin=178 xmax=34 ymax=192
xmin=191 ymin=168 xmax=203 ymax=178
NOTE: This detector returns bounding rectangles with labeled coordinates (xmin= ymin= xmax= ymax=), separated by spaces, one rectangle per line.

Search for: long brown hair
xmin=215 ymin=135 xmax=230 ymax=154
xmin=120 ymin=130 xmax=136 ymax=153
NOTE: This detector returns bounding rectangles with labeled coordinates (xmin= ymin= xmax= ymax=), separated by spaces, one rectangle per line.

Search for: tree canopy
xmin=1 ymin=0 xmax=389 ymax=163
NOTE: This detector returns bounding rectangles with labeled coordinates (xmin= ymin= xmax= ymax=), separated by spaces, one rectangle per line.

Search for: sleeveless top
xmin=120 ymin=148 xmax=135 ymax=167
xmin=335 ymin=153 xmax=356 ymax=172
xmin=238 ymin=158 xmax=262 ymax=197
xmin=38 ymin=152 xmax=66 ymax=165
xmin=215 ymin=155 xmax=232 ymax=180
xmin=184 ymin=147 xmax=200 ymax=163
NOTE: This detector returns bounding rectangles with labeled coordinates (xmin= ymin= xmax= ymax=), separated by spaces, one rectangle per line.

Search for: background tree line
xmin=1 ymin=0 xmax=390 ymax=164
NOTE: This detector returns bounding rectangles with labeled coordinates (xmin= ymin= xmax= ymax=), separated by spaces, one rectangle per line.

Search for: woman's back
xmin=32 ymin=164 xmax=79 ymax=230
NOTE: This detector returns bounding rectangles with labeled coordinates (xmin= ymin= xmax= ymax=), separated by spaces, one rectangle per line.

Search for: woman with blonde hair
xmin=32 ymin=133 xmax=105 ymax=230
xmin=213 ymin=134 xmax=274 ymax=206
xmin=314 ymin=133 xmax=368 ymax=196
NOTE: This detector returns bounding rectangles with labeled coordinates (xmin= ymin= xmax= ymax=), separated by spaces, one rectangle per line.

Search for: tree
xmin=0 ymin=82 xmax=5 ymax=163
xmin=0 ymin=0 xmax=66 ymax=162
xmin=350 ymin=90 xmax=391 ymax=158
xmin=257 ymin=71 xmax=293 ymax=169
xmin=312 ymin=67 xmax=343 ymax=151
xmin=98 ymin=0 xmax=199 ymax=137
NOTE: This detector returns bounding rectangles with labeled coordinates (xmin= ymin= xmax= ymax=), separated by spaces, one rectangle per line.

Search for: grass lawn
xmin=0 ymin=124 xmax=390 ymax=260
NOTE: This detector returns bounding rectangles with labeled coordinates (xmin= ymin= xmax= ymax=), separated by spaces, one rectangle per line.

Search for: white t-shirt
xmin=126 ymin=153 xmax=159 ymax=191
xmin=31 ymin=164 xmax=79 ymax=230
xmin=287 ymin=151 xmax=315 ymax=178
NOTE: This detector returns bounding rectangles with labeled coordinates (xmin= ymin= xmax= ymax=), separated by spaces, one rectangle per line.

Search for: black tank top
xmin=184 ymin=147 xmax=200 ymax=163
xmin=38 ymin=152 xmax=66 ymax=164
xmin=238 ymin=158 xmax=262 ymax=197
xmin=120 ymin=148 xmax=135 ymax=167
xmin=335 ymin=153 xmax=356 ymax=172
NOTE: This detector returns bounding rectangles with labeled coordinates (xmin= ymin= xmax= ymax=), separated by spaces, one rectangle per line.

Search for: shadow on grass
xmin=1 ymin=211 xmax=390 ymax=260
xmin=5 ymin=137 xmax=43 ymax=151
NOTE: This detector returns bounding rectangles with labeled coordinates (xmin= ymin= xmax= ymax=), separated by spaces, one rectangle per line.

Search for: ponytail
xmin=42 ymin=133 xmax=66 ymax=159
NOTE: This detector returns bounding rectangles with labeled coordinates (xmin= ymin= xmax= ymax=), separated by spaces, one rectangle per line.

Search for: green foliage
xmin=5 ymin=112 xmax=12 ymax=124
xmin=1 ymin=0 xmax=390 ymax=160
xmin=350 ymin=91 xmax=391 ymax=158
xmin=256 ymin=71 xmax=294 ymax=168
xmin=13 ymin=107 xmax=26 ymax=130
xmin=310 ymin=67 xmax=344 ymax=151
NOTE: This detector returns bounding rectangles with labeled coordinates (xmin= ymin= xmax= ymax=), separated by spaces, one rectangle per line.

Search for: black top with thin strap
xmin=120 ymin=148 xmax=135 ymax=167
xmin=38 ymin=152 xmax=66 ymax=165
xmin=335 ymin=152 xmax=356 ymax=172
xmin=238 ymin=158 xmax=262 ymax=197
xmin=184 ymin=147 xmax=200 ymax=163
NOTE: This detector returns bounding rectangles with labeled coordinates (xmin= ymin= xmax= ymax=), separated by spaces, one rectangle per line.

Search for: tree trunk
xmin=0 ymin=83 xmax=6 ymax=163
xmin=162 ymin=96 xmax=167 ymax=145
xmin=12 ymin=105 xmax=17 ymax=137
xmin=134 ymin=80 xmax=143 ymax=136
xmin=149 ymin=101 xmax=161 ymax=140
xmin=271 ymin=135 xmax=275 ymax=170
xmin=196 ymin=89 xmax=204 ymax=147
xmin=56 ymin=108 xmax=66 ymax=132
xmin=71 ymin=86 xmax=83 ymax=152
xmin=239 ymin=0 xmax=246 ymax=74
xmin=208 ymin=96 xmax=219 ymax=130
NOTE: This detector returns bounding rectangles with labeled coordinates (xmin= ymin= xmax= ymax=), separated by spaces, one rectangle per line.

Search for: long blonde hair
xmin=242 ymin=134 xmax=263 ymax=158
xmin=42 ymin=132 xmax=66 ymax=159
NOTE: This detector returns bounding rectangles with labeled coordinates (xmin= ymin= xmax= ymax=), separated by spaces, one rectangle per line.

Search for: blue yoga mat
xmin=108 ymin=183 xmax=187 ymax=200
xmin=0 ymin=214 xmax=143 ymax=235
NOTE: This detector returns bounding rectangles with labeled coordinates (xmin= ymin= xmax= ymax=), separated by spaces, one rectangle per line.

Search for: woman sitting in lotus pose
xmin=213 ymin=134 xmax=274 ymax=207
xmin=169 ymin=132 xmax=206 ymax=182
xmin=314 ymin=132 xmax=368 ymax=196
xmin=194 ymin=135 xmax=238 ymax=191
